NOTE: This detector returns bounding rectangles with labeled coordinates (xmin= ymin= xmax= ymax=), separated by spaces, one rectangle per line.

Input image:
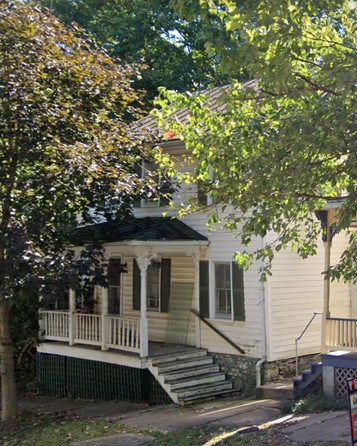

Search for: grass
xmin=282 ymin=392 xmax=347 ymax=414
xmin=0 ymin=411 xmax=143 ymax=446
xmin=0 ymin=411 xmax=348 ymax=446
xmin=0 ymin=391 xmax=349 ymax=446
xmin=148 ymin=427 xmax=348 ymax=446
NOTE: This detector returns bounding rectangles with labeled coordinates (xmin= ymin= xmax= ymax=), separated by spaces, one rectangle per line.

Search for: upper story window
xmin=133 ymin=160 xmax=173 ymax=208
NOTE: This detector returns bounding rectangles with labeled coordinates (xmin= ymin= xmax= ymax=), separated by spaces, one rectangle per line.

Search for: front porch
xmin=40 ymin=310 xmax=142 ymax=355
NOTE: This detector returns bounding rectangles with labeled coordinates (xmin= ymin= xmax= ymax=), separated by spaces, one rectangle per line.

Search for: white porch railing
xmin=40 ymin=310 xmax=69 ymax=340
xmin=107 ymin=316 xmax=140 ymax=352
xmin=39 ymin=310 xmax=141 ymax=353
xmin=325 ymin=317 xmax=357 ymax=352
xmin=74 ymin=313 xmax=102 ymax=346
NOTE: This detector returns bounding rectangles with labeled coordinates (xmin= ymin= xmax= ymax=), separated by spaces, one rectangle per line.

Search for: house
xmin=37 ymin=86 xmax=356 ymax=404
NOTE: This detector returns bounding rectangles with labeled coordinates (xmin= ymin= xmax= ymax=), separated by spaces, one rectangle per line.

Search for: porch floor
xmin=37 ymin=339 xmax=199 ymax=366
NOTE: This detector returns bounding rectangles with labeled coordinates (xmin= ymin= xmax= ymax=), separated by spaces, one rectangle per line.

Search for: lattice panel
xmin=335 ymin=367 xmax=357 ymax=399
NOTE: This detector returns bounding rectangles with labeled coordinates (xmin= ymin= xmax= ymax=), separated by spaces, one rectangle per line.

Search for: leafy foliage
xmin=40 ymin=0 xmax=232 ymax=107
xmin=0 ymin=1 xmax=158 ymax=300
xmin=156 ymin=0 xmax=357 ymax=280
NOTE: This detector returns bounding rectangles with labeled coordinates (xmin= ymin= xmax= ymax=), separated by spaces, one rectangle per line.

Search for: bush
xmin=282 ymin=392 xmax=347 ymax=414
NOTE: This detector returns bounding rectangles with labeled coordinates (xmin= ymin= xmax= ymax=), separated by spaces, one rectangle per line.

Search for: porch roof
xmin=69 ymin=217 xmax=208 ymax=244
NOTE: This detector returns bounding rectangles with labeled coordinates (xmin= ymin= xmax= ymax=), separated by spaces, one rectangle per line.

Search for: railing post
xmin=101 ymin=287 xmax=109 ymax=351
xmin=69 ymin=289 xmax=76 ymax=345
xmin=38 ymin=309 xmax=45 ymax=339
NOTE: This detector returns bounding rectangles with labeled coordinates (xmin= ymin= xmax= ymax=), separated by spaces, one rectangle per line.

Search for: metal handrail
xmin=295 ymin=311 xmax=322 ymax=376
xmin=190 ymin=308 xmax=246 ymax=354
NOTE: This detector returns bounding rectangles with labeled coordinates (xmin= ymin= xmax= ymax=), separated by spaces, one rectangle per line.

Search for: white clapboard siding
xmin=267 ymin=230 xmax=351 ymax=360
xmin=121 ymin=255 xmax=196 ymax=345
xmin=183 ymin=210 xmax=265 ymax=359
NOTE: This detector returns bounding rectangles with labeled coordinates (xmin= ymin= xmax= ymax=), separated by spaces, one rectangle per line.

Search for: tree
xmin=0 ymin=1 xmax=156 ymax=420
xmin=155 ymin=0 xmax=357 ymax=280
xmin=40 ymin=0 xmax=232 ymax=107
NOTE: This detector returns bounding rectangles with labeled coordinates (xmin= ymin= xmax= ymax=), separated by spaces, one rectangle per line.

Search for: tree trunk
xmin=0 ymin=301 xmax=17 ymax=421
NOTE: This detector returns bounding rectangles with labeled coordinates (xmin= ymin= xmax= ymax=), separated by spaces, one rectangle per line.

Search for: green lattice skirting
xmin=37 ymin=353 xmax=171 ymax=404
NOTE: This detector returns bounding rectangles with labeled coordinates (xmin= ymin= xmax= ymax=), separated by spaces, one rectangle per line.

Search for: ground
xmin=0 ymin=394 xmax=352 ymax=445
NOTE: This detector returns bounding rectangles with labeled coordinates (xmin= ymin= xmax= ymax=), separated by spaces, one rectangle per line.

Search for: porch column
xmin=193 ymin=253 xmax=201 ymax=348
xmin=101 ymin=287 xmax=109 ymax=351
xmin=321 ymin=213 xmax=332 ymax=354
xmin=136 ymin=252 xmax=151 ymax=358
xmin=69 ymin=288 xmax=76 ymax=346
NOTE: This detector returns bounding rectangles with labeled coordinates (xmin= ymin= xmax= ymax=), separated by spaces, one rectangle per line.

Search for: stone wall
xmin=264 ymin=354 xmax=321 ymax=382
xmin=212 ymin=352 xmax=321 ymax=396
xmin=212 ymin=353 xmax=257 ymax=396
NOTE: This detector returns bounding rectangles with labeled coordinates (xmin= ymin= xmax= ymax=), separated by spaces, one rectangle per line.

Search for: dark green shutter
xmin=132 ymin=259 xmax=141 ymax=311
xmin=232 ymin=262 xmax=245 ymax=321
xmin=199 ymin=261 xmax=210 ymax=318
xmin=160 ymin=259 xmax=171 ymax=312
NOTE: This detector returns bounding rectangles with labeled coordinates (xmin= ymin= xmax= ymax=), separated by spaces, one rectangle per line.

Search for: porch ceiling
xmin=69 ymin=217 xmax=208 ymax=244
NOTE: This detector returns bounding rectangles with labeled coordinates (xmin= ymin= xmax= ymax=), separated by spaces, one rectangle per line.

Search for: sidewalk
xmin=17 ymin=394 xmax=351 ymax=445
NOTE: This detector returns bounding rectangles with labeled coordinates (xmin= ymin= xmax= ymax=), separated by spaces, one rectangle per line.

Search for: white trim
xmin=127 ymin=240 xmax=209 ymax=246
xmin=37 ymin=342 xmax=145 ymax=369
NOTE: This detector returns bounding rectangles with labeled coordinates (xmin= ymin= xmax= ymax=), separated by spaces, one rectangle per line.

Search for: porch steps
xmin=148 ymin=348 xmax=233 ymax=405
xmin=293 ymin=362 xmax=323 ymax=392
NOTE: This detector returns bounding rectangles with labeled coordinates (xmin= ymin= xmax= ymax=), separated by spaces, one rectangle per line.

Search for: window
xmin=133 ymin=160 xmax=173 ymax=208
xmin=215 ymin=263 xmax=232 ymax=319
xmin=107 ymin=259 xmax=122 ymax=314
xmin=133 ymin=258 xmax=171 ymax=312
xmin=147 ymin=261 xmax=161 ymax=311
xmin=199 ymin=260 xmax=245 ymax=321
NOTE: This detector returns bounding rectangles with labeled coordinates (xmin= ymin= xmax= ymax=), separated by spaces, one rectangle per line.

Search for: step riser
xmin=164 ymin=365 xmax=220 ymax=381
xmin=158 ymin=357 xmax=213 ymax=373
xmin=179 ymin=389 xmax=236 ymax=404
xmin=177 ymin=382 xmax=232 ymax=398
xmin=169 ymin=373 xmax=226 ymax=391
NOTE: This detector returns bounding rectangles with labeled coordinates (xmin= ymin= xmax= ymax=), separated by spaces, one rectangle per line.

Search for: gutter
xmin=256 ymin=357 xmax=266 ymax=388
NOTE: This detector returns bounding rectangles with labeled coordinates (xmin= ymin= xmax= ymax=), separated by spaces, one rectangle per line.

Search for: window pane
xmin=108 ymin=259 xmax=121 ymax=314
xmin=215 ymin=263 xmax=231 ymax=318
xmin=147 ymin=263 xmax=160 ymax=311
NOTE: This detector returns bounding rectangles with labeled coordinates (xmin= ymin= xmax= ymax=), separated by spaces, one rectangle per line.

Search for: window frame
xmin=201 ymin=260 xmax=245 ymax=322
xmin=214 ymin=262 xmax=233 ymax=320
xmin=146 ymin=261 xmax=162 ymax=311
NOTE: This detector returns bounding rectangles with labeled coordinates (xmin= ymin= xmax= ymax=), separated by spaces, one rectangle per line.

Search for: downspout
xmin=256 ymin=235 xmax=268 ymax=388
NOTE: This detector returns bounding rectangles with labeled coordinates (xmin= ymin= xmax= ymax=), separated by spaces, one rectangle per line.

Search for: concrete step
xmin=168 ymin=372 xmax=226 ymax=391
xmin=164 ymin=363 xmax=220 ymax=381
xmin=151 ymin=349 xmax=207 ymax=366
xmin=157 ymin=356 xmax=213 ymax=373
xmin=256 ymin=380 xmax=294 ymax=400
xmin=176 ymin=380 xmax=232 ymax=399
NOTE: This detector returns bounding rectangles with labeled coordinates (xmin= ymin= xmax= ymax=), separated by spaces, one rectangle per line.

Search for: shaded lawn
xmin=0 ymin=411 xmax=349 ymax=446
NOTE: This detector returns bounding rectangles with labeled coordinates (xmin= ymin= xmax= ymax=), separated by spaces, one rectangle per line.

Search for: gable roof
xmin=69 ymin=217 xmax=208 ymax=244
xmin=136 ymin=79 xmax=258 ymax=138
